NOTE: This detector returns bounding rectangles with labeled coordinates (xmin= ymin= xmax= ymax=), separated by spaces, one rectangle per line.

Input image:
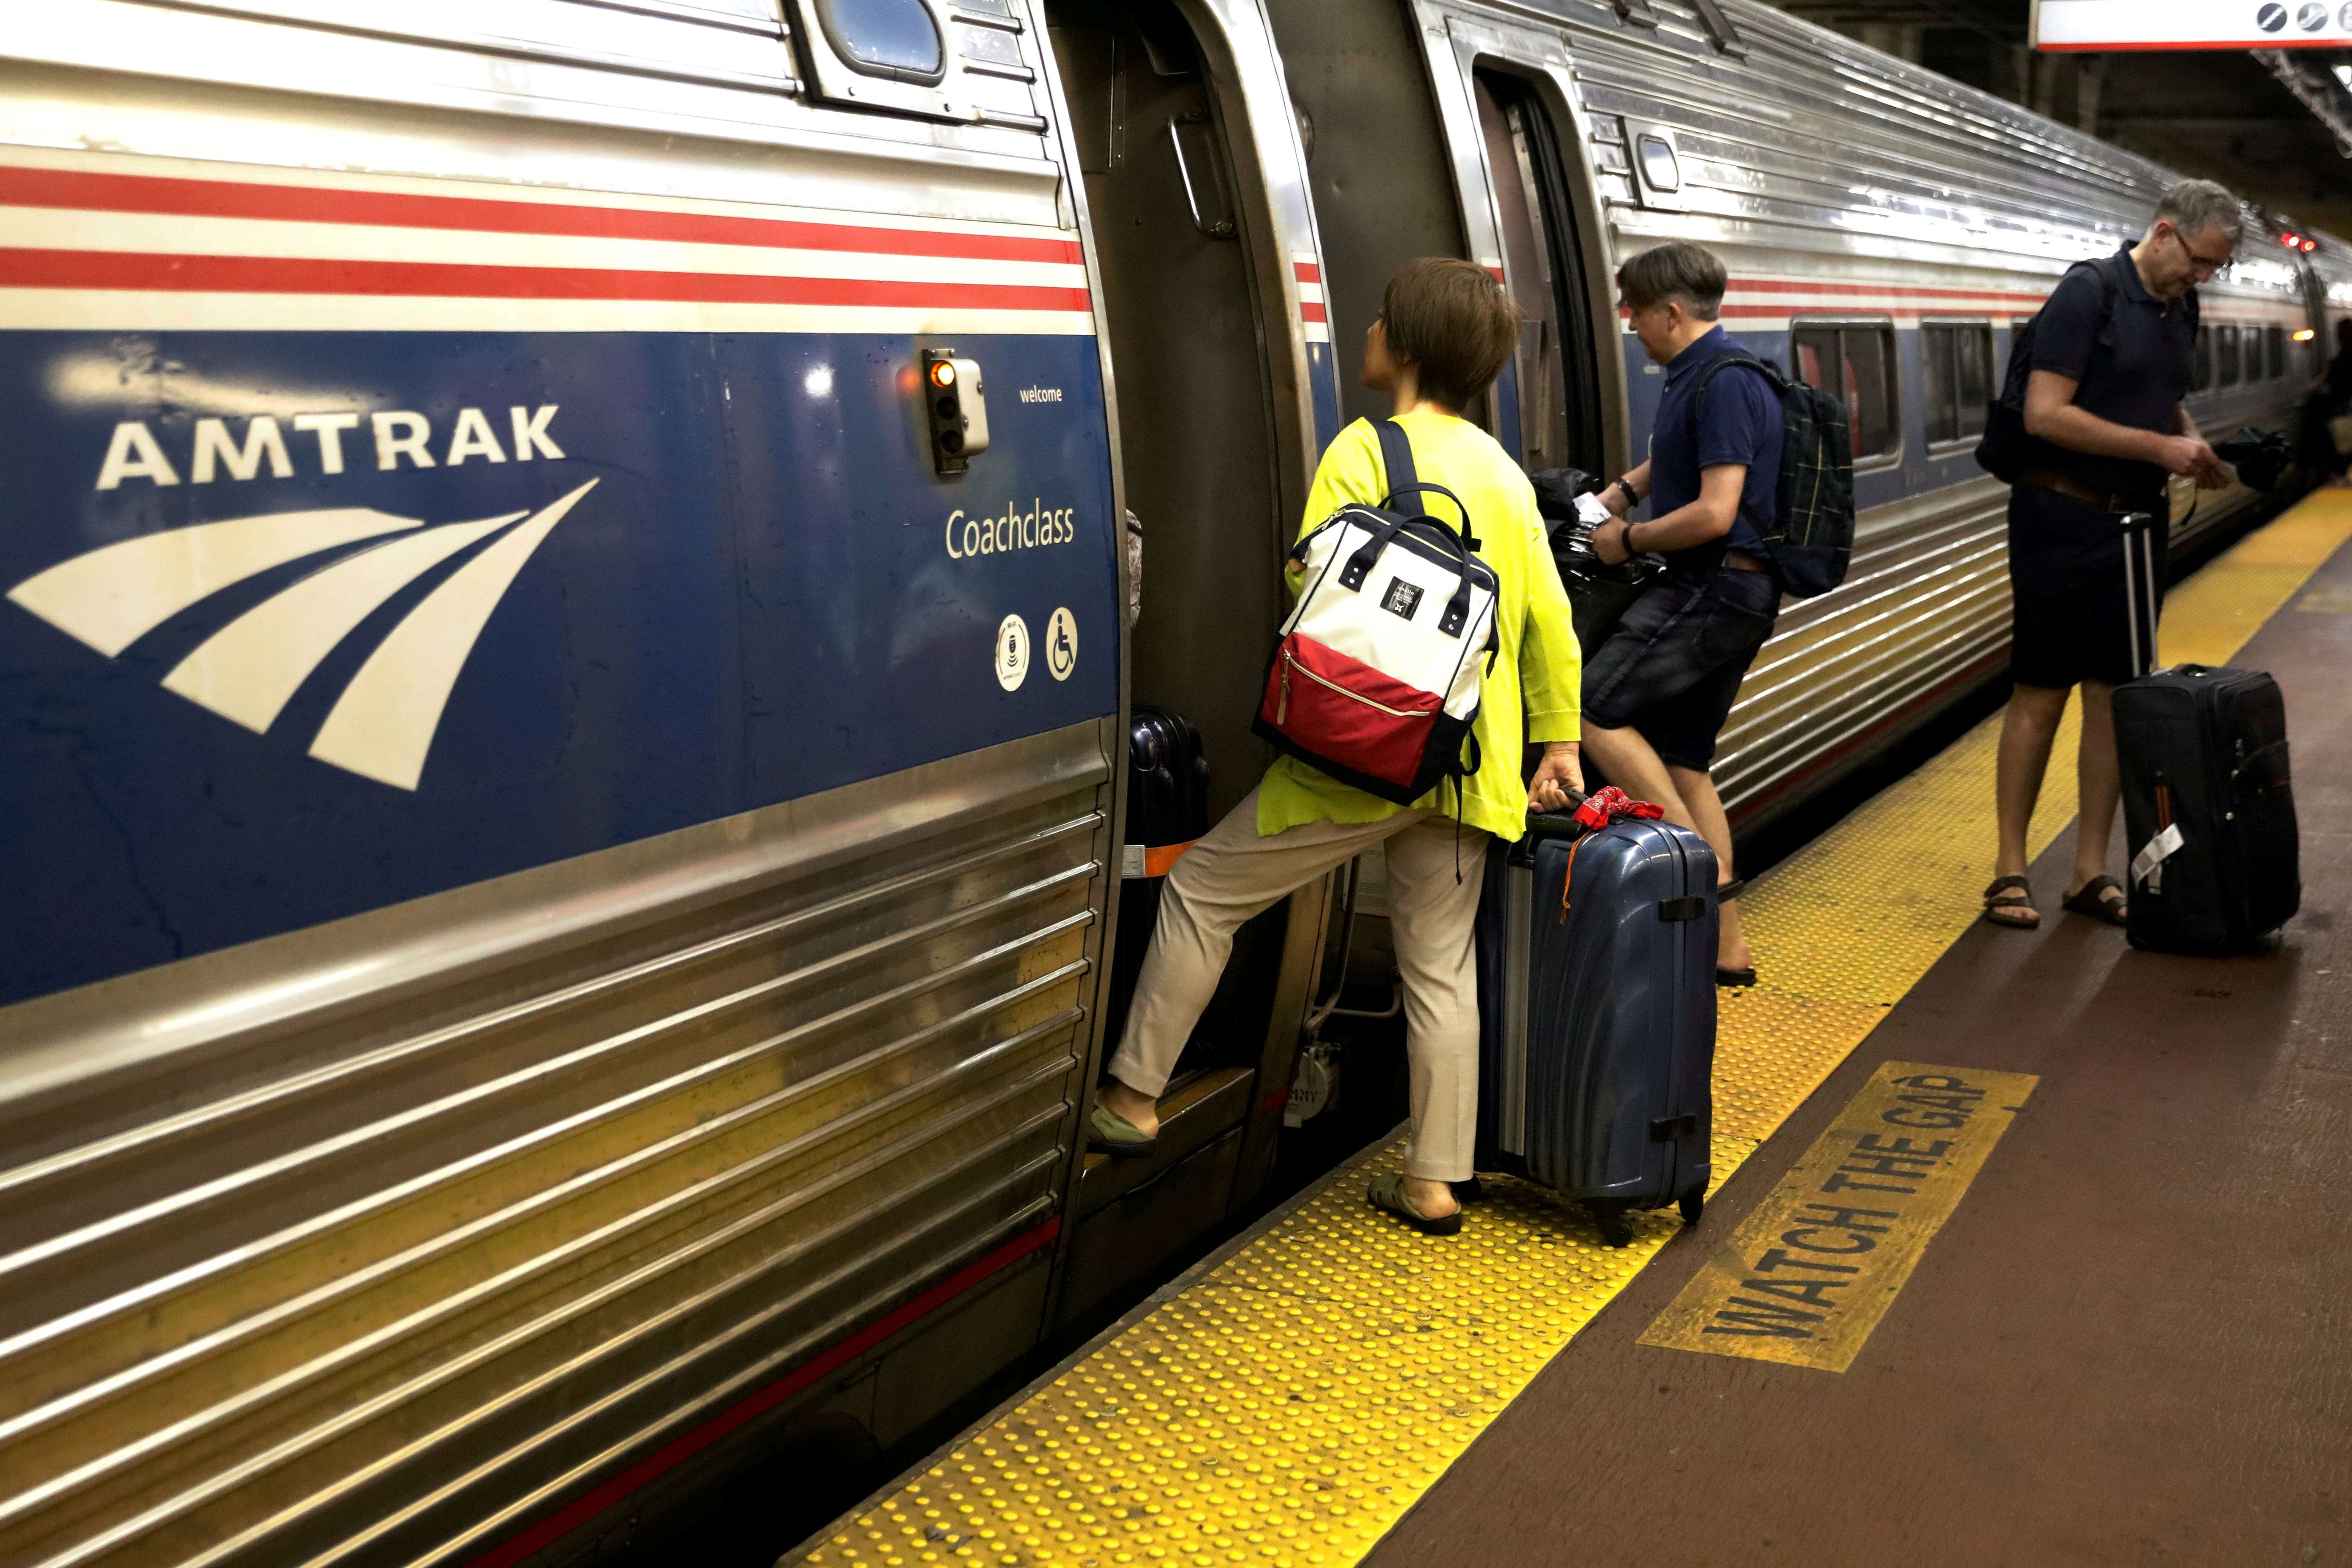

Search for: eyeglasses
xmin=2171 ymin=228 xmax=2234 ymax=277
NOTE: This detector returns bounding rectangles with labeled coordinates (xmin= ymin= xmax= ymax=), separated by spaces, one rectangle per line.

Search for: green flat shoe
xmin=1367 ymin=1172 xmax=1463 ymax=1236
xmin=1088 ymin=1104 xmax=1157 ymax=1157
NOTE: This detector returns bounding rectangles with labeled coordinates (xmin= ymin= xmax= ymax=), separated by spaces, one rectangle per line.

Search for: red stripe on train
xmin=1301 ymin=301 xmax=1328 ymax=323
xmin=462 ymin=1217 xmax=1061 ymax=1568
xmin=0 ymin=165 xmax=1085 ymax=266
xmin=0 ymin=248 xmax=1094 ymax=312
xmin=1729 ymin=278 xmax=2049 ymax=304
xmin=1294 ymin=260 xmax=1322 ymax=283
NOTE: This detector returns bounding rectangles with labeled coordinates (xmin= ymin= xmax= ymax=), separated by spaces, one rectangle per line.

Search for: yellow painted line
xmin=1638 ymin=1062 xmax=2036 ymax=1371
xmin=798 ymin=492 xmax=2352 ymax=1568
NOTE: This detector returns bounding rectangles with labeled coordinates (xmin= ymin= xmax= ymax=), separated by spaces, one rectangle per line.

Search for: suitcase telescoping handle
xmin=2121 ymin=510 xmax=2161 ymax=680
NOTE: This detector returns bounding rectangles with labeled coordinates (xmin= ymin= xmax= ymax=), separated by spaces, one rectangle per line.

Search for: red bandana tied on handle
xmin=1559 ymin=787 xmax=1667 ymax=923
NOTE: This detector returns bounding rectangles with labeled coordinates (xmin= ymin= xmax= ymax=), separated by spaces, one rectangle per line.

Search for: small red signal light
xmin=2283 ymin=233 xmax=2301 ymax=247
xmin=2305 ymin=239 xmax=2320 ymax=253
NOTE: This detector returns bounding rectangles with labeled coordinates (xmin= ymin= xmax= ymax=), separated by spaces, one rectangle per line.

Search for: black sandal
xmin=2062 ymin=874 xmax=2128 ymax=927
xmin=1715 ymin=878 xmax=1748 ymax=905
xmin=1982 ymin=874 xmax=2039 ymax=929
xmin=1367 ymin=1173 xmax=1463 ymax=1236
xmin=1715 ymin=965 xmax=1758 ymax=988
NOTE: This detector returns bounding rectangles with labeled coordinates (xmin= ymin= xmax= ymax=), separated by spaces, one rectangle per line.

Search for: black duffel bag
xmin=1531 ymin=466 xmax=1659 ymax=652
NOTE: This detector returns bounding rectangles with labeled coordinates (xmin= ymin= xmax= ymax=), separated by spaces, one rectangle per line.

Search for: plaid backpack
xmin=1253 ymin=420 xmax=1499 ymax=806
xmin=1688 ymin=353 xmax=1855 ymax=598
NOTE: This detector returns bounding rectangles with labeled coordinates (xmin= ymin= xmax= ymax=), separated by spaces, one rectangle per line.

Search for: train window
xmin=813 ymin=0 xmax=944 ymax=79
xmin=1474 ymin=71 xmax=1603 ymax=473
xmin=2193 ymin=326 xmax=2214 ymax=393
xmin=2267 ymin=324 xmax=2289 ymax=379
xmin=2217 ymin=325 xmax=2243 ymax=388
xmin=1635 ymin=136 xmax=1681 ymax=193
xmin=1792 ymin=321 xmax=1899 ymax=462
xmin=1922 ymin=322 xmax=1993 ymax=449
xmin=790 ymin=0 xmax=1041 ymax=126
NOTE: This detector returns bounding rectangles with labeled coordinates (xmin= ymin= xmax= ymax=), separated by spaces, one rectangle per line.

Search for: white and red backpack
xmin=1253 ymin=420 xmax=1499 ymax=806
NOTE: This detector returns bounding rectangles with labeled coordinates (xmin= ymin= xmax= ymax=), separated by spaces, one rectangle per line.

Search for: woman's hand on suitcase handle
xmin=1528 ymin=742 xmax=1584 ymax=811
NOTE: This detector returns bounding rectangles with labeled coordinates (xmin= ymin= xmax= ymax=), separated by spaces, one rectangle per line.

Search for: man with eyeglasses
xmin=1984 ymin=179 xmax=2239 ymax=935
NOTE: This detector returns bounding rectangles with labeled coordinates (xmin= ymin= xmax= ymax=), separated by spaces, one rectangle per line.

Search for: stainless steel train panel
xmin=0 ymin=725 xmax=1111 ymax=1568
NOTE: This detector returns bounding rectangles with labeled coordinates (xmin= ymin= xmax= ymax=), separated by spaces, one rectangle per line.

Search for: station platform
xmin=790 ymin=491 xmax=2352 ymax=1568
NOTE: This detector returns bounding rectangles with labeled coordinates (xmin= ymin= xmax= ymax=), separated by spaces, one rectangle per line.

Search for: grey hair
xmin=2153 ymin=179 xmax=2246 ymax=244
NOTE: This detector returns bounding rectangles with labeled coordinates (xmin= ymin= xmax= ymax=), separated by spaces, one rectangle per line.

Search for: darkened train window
xmin=2267 ymin=323 xmax=2288 ymax=379
xmin=2193 ymin=326 xmax=2214 ymax=393
xmin=1922 ymin=322 xmax=1993 ymax=448
xmin=815 ymin=0 xmax=944 ymax=79
xmin=1792 ymin=320 xmax=1898 ymax=461
xmin=2217 ymin=324 xmax=2243 ymax=387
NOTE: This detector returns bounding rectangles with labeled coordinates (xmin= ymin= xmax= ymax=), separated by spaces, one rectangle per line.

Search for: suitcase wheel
xmin=1678 ymin=1190 xmax=1705 ymax=1228
xmin=1586 ymin=1199 xmax=1634 ymax=1249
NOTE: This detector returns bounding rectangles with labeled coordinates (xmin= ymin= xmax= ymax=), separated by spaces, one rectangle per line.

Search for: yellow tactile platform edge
xmin=797 ymin=493 xmax=2352 ymax=1568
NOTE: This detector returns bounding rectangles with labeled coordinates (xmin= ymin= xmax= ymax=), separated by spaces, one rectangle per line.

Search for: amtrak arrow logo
xmin=6 ymin=480 xmax=596 ymax=790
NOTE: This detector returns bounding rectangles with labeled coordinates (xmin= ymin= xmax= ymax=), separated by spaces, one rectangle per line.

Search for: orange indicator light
xmin=2295 ymin=328 xmax=2318 ymax=342
xmin=929 ymin=360 xmax=957 ymax=388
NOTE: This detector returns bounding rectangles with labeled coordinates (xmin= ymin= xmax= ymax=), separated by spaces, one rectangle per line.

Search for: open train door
xmin=1417 ymin=9 xmax=1620 ymax=475
xmin=1269 ymin=0 xmax=1619 ymax=474
xmin=1036 ymin=0 xmax=1346 ymax=1330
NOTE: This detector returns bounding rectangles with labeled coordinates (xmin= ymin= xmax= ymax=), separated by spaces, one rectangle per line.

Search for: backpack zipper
xmin=1279 ymin=649 xmax=1434 ymax=721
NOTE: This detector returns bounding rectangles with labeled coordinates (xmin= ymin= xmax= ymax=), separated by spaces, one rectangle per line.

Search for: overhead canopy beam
xmin=2253 ymin=49 xmax=2352 ymax=160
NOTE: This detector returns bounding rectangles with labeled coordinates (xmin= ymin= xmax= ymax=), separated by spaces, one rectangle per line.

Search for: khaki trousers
xmin=1107 ymin=787 xmax=1490 ymax=1183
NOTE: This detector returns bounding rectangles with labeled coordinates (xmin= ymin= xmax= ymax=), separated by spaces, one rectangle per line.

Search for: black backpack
xmin=1976 ymin=254 xmax=2122 ymax=485
xmin=1687 ymin=354 xmax=1856 ymax=599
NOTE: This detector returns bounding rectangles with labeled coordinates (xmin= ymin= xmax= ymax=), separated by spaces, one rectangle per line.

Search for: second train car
xmin=0 ymin=0 xmax=2331 ymax=1565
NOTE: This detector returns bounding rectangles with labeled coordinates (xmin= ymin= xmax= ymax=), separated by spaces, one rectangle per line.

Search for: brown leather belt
xmin=2019 ymin=468 xmax=2141 ymax=515
xmin=1722 ymin=550 xmax=1773 ymax=574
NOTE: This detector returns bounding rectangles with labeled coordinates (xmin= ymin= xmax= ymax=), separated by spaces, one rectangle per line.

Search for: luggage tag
xmin=2131 ymin=824 xmax=2183 ymax=893
xmin=2131 ymin=780 xmax=2179 ymax=893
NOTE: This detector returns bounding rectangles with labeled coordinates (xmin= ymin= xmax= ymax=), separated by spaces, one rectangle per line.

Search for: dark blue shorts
xmin=1581 ymin=568 xmax=1781 ymax=771
xmin=2006 ymin=484 xmax=2167 ymax=690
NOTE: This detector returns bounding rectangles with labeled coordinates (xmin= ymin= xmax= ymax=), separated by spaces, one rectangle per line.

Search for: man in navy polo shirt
xmin=1582 ymin=240 xmax=1782 ymax=987
xmin=1985 ymin=180 xmax=2238 ymax=933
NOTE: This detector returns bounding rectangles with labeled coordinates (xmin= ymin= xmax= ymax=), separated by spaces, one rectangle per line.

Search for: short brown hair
xmin=1380 ymin=257 xmax=1520 ymax=413
xmin=1615 ymin=241 xmax=1727 ymax=320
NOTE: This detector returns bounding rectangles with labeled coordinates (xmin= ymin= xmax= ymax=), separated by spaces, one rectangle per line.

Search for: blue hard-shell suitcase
xmin=1474 ymin=811 xmax=1718 ymax=1246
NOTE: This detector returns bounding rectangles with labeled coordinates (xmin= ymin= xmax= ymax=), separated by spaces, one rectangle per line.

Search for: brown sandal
xmin=1982 ymin=875 xmax=2039 ymax=929
xmin=2062 ymin=875 xmax=2128 ymax=927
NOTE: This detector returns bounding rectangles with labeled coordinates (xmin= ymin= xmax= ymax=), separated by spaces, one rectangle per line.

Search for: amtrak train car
xmin=1266 ymin=0 xmax=2324 ymax=823
xmin=0 ymin=1 xmax=2335 ymax=1566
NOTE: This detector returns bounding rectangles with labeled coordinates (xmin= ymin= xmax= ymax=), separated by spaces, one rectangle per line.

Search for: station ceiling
xmin=1772 ymin=0 xmax=2352 ymax=241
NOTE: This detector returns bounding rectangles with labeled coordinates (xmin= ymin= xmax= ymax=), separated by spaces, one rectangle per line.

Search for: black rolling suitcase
xmin=1474 ymin=797 xmax=1718 ymax=1247
xmin=1104 ymin=705 xmax=1211 ymax=1046
xmin=2113 ymin=512 xmax=2300 ymax=952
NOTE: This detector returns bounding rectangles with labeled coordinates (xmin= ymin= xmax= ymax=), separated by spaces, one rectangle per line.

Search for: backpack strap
xmin=1374 ymin=419 xmax=1478 ymax=549
xmin=1684 ymin=352 xmax=1786 ymax=449
xmin=1675 ymin=353 xmax=1781 ymax=568
xmin=1353 ymin=418 xmax=1485 ymax=638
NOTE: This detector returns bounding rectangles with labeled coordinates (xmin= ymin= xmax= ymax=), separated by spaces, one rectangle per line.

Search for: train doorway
xmin=1045 ymin=0 xmax=1318 ymax=1330
xmin=1471 ymin=68 xmax=1606 ymax=477
xmin=1048 ymin=0 xmax=1289 ymax=826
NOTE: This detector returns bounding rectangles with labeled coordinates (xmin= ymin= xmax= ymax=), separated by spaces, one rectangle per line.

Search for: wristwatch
xmin=1610 ymin=478 xmax=1641 ymax=510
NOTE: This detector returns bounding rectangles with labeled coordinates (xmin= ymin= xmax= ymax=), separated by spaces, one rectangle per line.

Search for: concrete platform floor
xmin=1367 ymin=543 xmax=2352 ymax=1566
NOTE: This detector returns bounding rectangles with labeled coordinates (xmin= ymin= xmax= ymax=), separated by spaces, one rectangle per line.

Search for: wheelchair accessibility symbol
xmin=1045 ymin=607 xmax=1079 ymax=682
